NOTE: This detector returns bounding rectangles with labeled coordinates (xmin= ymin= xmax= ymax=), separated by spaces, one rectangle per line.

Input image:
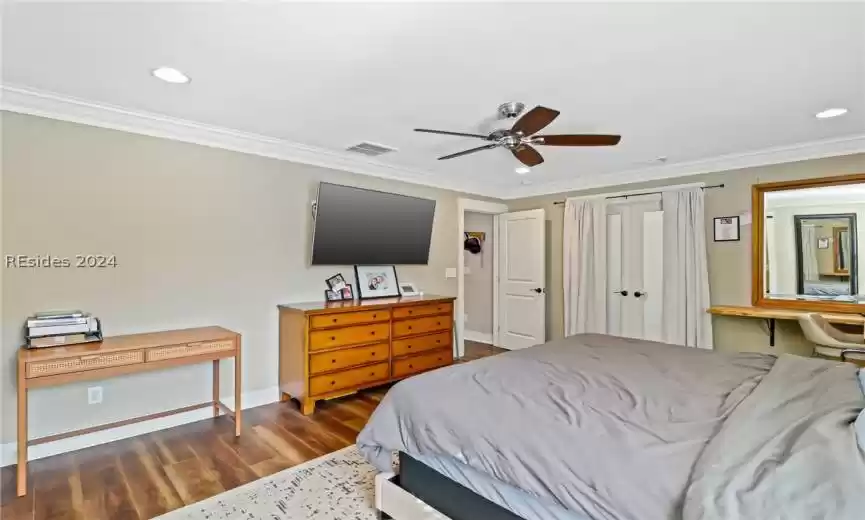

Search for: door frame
xmin=457 ymin=198 xmax=509 ymax=358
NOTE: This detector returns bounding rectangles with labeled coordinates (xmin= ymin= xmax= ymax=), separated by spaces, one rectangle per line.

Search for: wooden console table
xmin=16 ymin=326 xmax=241 ymax=497
xmin=708 ymin=305 xmax=864 ymax=346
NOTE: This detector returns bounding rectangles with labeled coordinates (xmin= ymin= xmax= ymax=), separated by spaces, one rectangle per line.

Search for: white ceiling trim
xmin=0 ymin=85 xmax=497 ymax=198
xmin=2 ymin=84 xmax=863 ymax=201
xmin=506 ymin=133 xmax=865 ymax=199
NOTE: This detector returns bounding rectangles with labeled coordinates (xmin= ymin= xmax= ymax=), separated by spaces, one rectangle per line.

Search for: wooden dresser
xmin=278 ymin=295 xmax=455 ymax=414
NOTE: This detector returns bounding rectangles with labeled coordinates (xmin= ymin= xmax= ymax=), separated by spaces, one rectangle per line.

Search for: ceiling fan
xmin=414 ymin=102 xmax=621 ymax=167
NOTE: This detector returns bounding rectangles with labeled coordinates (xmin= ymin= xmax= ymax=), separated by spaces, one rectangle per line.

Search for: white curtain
xmin=661 ymin=188 xmax=713 ymax=348
xmin=800 ymin=225 xmax=819 ymax=282
xmin=563 ymin=197 xmax=607 ymax=336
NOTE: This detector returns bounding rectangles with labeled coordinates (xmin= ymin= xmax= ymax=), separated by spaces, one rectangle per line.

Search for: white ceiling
xmin=2 ymin=2 xmax=864 ymax=198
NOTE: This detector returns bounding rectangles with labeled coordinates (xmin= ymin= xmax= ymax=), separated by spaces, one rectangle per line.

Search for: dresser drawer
xmin=309 ymin=343 xmax=388 ymax=375
xmin=392 ymin=349 xmax=452 ymax=379
xmin=309 ymin=362 xmax=389 ymax=395
xmin=26 ymin=351 xmax=145 ymax=378
xmin=309 ymin=323 xmax=390 ymax=351
xmin=146 ymin=340 xmax=235 ymax=362
xmin=392 ymin=332 xmax=450 ymax=357
xmin=309 ymin=310 xmax=389 ymax=329
xmin=393 ymin=302 xmax=452 ymax=320
xmin=392 ymin=316 xmax=451 ymax=338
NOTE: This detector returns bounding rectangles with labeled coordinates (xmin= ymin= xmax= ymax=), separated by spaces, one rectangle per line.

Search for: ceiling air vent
xmin=345 ymin=142 xmax=397 ymax=157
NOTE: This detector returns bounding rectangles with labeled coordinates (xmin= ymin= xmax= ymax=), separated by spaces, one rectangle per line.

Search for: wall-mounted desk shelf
xmin=708 ymin=305 xmax=864 ymax=347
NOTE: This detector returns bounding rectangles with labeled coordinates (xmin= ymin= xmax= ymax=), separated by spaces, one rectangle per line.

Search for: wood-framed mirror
xmin=753 ymin=172 xmax=865 ymax=313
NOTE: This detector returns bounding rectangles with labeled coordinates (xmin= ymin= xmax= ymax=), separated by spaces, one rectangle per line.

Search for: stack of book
xmin=26 ymin=310 xmax=102 ymax=348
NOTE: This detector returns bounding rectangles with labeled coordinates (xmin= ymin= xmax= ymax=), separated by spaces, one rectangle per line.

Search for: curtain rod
xmin=552 ymin=183 xmax=725 ymax=205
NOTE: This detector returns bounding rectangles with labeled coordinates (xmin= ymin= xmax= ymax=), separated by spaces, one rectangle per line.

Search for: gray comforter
xmin=357 ymin=334 xmax=865 ymax=520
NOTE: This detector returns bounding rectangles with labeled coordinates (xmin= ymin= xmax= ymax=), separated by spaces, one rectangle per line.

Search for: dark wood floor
xmin=0 ymin=341 xmax=504 ymax=520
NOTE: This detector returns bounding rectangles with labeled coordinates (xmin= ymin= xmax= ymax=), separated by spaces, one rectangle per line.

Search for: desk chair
xmin=798 ymin=313 xmax=865 ymax=365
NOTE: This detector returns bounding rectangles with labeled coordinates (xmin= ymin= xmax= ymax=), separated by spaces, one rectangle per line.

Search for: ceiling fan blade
xmin=535 ymin=134 xmax=622 ymax=146
xmin=415 ymin=128 xmax=489 ymax=139
xmin=512 ymin=145 xmax=544 ymax=167
xmin=438 ymin=143 xmax=499 ymax=160
xmin=511 ymin=106 xmax=560 ymax=136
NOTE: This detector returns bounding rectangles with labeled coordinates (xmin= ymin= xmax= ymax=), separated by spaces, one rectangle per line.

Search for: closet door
xmin=606 ymin=198 xmax=664 ymax=341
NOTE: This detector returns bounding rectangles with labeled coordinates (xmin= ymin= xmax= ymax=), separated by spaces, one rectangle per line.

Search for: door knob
xmin=532 ymin=288 xmax=545 ymax=294
xmin=634 ymin=291 xmax=646 ymax=298
xmin=613 ymin=290 xmax=629 ymax=296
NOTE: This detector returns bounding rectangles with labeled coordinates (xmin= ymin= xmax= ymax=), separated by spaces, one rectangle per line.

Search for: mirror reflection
xmin=764 ymin=184 xmax=863 ymax=303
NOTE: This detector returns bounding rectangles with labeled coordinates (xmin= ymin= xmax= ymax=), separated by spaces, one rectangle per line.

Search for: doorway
xmin=463 ymin=211 xmax=495 ymax=345
xmin=606 ymin=196 xmax=664 ymax=342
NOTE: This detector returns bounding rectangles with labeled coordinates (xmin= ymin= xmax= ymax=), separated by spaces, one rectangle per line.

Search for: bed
xmin=358 ymin=333 xmax=865 ymax=520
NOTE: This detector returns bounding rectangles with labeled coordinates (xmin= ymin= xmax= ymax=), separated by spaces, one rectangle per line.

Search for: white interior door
xmin=498 ymin=209 xmax=546 ymax=349
xmin=606 ymin=199 xmax=664 ymax=341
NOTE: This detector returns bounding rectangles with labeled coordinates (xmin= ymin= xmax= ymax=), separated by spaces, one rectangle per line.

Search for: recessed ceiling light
xmin=815 ymin=108 xmax=847 ymax=119
xmin=515 ymin=166 xmax=531 ymax=175
xmin=152 ymin=67 xmax=190 ymax=84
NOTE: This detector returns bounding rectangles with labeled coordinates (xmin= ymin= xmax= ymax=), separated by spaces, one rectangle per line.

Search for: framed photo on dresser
xmin=354 ymin=265 xmax=400 ymax=299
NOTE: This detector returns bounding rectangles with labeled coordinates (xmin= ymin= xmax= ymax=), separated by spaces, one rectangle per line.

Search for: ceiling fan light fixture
xmin=815 ymin=108 xmax=847 ymax=119
xmin=152 ymin=67 xmax=190 ymax=84
xmin=515 ymin=166 xmax=531 ymax=175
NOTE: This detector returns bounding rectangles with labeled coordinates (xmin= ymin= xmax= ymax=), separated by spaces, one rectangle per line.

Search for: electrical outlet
xmin=87 ymin=386 xmax=103 ymax=405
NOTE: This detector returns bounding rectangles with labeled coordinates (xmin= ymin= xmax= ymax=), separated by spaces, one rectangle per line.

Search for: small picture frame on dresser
xmin=324 ymin=289 xmax=341 ymax=301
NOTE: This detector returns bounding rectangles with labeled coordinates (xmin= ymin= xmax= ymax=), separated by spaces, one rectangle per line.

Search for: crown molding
xmin=502 ymin=133 xmax=865 ymax=199
xmin=3 ymin=84 xmax=862 ymax=201
xmin=0 ymin=85 xmax=501 ymax=198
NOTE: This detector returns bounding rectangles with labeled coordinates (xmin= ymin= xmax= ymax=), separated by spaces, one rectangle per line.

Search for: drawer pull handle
xmin=408 ymin=310 xmax=413 ymax=314
xmin=408 ymin=326 xmax=412 ymax=330
xmin=332 ymin=318 xmax=338 ymax=323
xmin=437 ymin=358 xmax=443 ymax=362
xmin=409 ymin=364 xmax=414 ymax=369
xmin=436 ymin=339 xmax=441 ymax=343
xmin=330 ymin=336 xmax=336 ymax=341
xmin=331 ymin=359 xmax=336 ymax=363
xmin=370 ymin=372 xmax=375 ymax=376
xmin=407 ymin=345 xmax=412 ymax=349
xmin=437 ymin=322 xmax=441 ymax=326
xmin=371 ymin=352 xmax=376 ymax=356
xmin=331 ymin=381 xmax=336 ymax=385
xmin=370 ymin=331 xmax=376 ymax=335
xmin=373 ymin=314 xmax=377 ymax=318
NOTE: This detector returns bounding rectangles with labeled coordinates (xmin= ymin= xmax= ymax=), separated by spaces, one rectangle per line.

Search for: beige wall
xmin=0 ymin=112 xmax=476 ymax=444
xmin=507 ymin=153 xmax=865 ymax=356
xmin=463 ymin=212 xmax=494 ymax=336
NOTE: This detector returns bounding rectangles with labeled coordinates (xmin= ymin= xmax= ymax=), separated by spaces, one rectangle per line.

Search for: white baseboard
xmin=0 ymin=386 xmax=279 ymax=467
xmin=464 ymin=330 xmax=493 ymax=344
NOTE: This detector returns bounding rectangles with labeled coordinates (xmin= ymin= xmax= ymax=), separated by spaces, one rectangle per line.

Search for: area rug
xmin=156 ymin=445 xmax=379 ymax=520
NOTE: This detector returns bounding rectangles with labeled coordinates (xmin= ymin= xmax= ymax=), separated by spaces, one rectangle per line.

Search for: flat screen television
xmin=311 ymin=183 xmax=436 ymax=265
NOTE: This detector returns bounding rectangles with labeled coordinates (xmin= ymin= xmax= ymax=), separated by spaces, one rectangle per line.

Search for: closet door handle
xmin=634 ymin=291 xmax=646 ymax=298
xmin=613 ymin=290 xmax=628 ymax=296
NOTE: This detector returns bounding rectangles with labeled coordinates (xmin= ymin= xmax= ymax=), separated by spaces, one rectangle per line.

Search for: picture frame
xmin=325 ymin=273 xmax=347 ymax=292
xmin=817 ymin=237 xmax=830 ymax=249
xmin=713 ymin=216 xmax=740 ymax=242
xmin=340 ymin=284 xmax=354 ymax=301
xmin=354 ymin=265 xmax=400 ymax=300
xmin=399 ymin=281 xmax=421 ymax=297
xmin=324 ymin=289 xmax=341 ymax=301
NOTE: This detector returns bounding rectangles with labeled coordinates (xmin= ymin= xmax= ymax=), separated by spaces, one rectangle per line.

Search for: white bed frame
xmin=374 ymin=472 xmax=452 ymax=520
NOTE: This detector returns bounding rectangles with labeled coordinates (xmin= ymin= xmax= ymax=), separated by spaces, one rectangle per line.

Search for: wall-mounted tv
xmin=311 ymin=183 xmax=436 ymax=265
